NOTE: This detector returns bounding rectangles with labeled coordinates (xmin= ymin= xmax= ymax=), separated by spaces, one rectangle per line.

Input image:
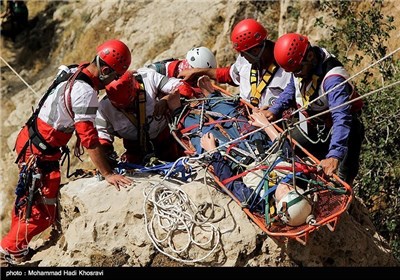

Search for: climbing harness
xmin=14 ymin=63 xmax=92 ymax=164
xmin=249 ymin=62 xmax=279 ymax=106
xmin=119 ymin=74 xmax=154 ymax=160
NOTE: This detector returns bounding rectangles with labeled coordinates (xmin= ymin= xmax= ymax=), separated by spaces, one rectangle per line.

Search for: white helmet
xmin=186 ymin=47 xmax=217 ymax=68
xmin=276 ymin=188 xmax=312 ymax=227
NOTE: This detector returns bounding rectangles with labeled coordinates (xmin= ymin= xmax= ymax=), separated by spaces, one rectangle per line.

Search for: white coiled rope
xmin=142 ymin=157 xmax=224 ymax=263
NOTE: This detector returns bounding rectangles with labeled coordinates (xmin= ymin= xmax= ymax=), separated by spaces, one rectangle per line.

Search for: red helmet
xmin=97 ymin=39 xmax=132 ymax=76
xmin=105 ymin=70 xmax=137 ymax=109
xmin=231 ymin=19 xmax=267 ymax=52
xmin=274 ymin=33 xmax=309 ymax=72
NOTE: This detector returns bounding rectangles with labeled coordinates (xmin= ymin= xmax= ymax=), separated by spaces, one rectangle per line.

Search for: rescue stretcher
xmin=169 ymin=85 xmax=353 ymax=245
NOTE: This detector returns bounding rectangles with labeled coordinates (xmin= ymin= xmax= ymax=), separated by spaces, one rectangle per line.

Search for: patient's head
xmin=275 ymin=182 xmax=312 ymax=226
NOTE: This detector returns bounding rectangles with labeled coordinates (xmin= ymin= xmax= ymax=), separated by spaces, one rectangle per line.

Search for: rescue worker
xmin=147 ymin=46 xmax=217 ymax=94
xmin=265 ymin=33 xmax=364 ymax=185
xmin=96 ymin=67 xmax=194 ymax=165
xmin=147 ymin=46 xmax=217 ymax=79
xmin=178 ymin=19 xmax=293 ymax=109
xmin=0 ymin=0 xmax=28 ymax=41
xmin=0 ymin=39 xmax=133 ymax=267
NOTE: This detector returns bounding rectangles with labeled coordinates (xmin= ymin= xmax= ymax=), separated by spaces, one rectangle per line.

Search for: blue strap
xmin=115 ymin=159 xmax=192 ymax=181
xmin=14 ymin=164 xmax=32 ymax=215
xmin=15 ymin=164 xmax=28 ymax=196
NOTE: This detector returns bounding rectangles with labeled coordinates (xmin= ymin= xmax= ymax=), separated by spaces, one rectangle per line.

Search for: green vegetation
xmin=315 ymin=0 xmax=399 ymax=261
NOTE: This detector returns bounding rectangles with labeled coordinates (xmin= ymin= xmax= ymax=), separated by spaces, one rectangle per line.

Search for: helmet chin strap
xmin=96 ymin=55 xmax=113 ymax=81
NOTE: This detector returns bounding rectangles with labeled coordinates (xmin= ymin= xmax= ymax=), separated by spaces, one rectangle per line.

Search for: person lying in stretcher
xmin=166 ymin=75 xmax=313 ymax=226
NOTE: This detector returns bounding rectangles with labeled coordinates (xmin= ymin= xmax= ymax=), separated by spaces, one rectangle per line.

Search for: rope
xmin=198 ymin=101 xmax=205 ymax=133
xmin=292 ymin=80 xmax=400 ymax=129
xmin=143 ymin=183 xmax=221 ymax=263
xmin=185 ymin=96 xmax=237 ymax=102
xmin=288 ymin=46 xmax=400 ymax=119
xmin=0 ymin=55 xmax=41 ymax=98
xmin=295 ymin=123 xmax=333 ymax=144
xmin=169 ymin=104 xmax=190 ymax=131
xmin=142 ymin=156 xmax=222 ymax=263
xmin=195 ymin=78 xmax=400 ymax=160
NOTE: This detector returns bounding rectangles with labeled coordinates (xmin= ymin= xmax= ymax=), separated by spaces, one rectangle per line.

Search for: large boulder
xmin=25 ymin=169 xmax=398 ymax=267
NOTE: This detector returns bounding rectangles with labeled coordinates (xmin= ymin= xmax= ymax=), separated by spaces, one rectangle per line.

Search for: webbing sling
xmin=120 ymin=109 xmax=138 ymax=127
xmin=299 ymin=56 xmax=343 ymax=108
xmin=299 ymin=74 xmax=320 ymax=108
xmin=249 ymin=62 xmax=279 ymax=107
xmin=296 ymin=56 xmax=344 ymax=133
xmin=120 ymin=74 xmax=150 ymax=155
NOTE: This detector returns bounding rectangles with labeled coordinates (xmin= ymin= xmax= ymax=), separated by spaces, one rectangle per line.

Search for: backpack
xmin=11 ymin=1 xmax=28 ymax=16
xmin=15 ymin=64 xmax=92 ymax=163
xmin=146 ymin=58 xmax=176 ymax=75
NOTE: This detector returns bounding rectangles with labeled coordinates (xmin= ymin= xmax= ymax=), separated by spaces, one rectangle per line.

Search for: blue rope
xmin=115 ymin=158 xmax=192 ymax=182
